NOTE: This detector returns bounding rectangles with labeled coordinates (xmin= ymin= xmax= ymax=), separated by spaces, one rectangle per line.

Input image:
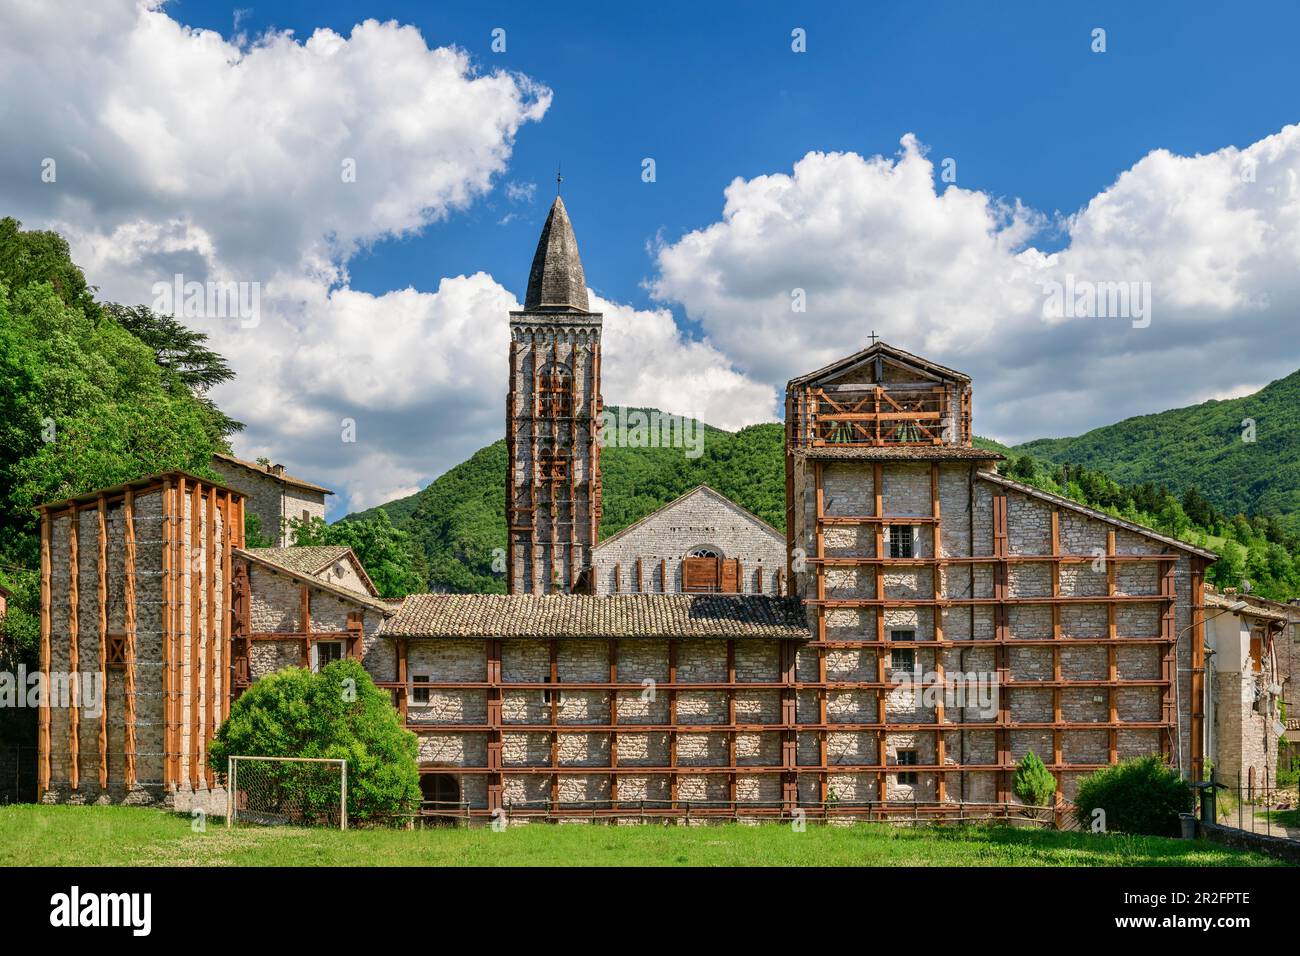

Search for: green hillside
xmin=1016 ymin=369 xmax=1300 ymax=534
xmin=355 ymin=380 xmax=1300 ymax=601
xmin=349 ymin=409 xmax=785 ymax=593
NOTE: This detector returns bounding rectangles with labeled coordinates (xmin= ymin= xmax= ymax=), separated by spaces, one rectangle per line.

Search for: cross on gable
xmin=868 ymin=330 xmax=880 ymax=345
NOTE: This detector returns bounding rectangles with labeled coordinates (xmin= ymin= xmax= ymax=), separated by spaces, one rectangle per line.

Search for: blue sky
xmin=173 ymin=0 xmax=1300 ymax=313
xmin=4 ymin=0 xmax=1299 ymax=514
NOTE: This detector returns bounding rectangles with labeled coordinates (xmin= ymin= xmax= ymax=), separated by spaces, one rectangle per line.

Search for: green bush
xmin=210 ymin=659 xmax=420 ymax=824
xmin=1013 ymin=750 xmax=1057 ymax=806
xmin=1073 ymin=755 xmax=1192 ymax=837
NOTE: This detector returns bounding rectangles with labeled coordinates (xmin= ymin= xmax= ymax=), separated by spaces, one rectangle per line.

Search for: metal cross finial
xmin=556 ymin=164 xmax=563 ymax=195
xmin=868 ymin=330 xmax=880 ymax=345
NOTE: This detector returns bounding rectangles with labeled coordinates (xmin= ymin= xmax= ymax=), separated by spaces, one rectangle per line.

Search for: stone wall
xmin=395 ymin=637 xmax=792 ymax=813
xmin=789 ymin=455 xmax=1205 ymax=807
xmin=593 ymin=488 xmax=786 ymax=595
xmin=245 ymin=564 xmax=386 ymax=681
xmin=507 ymin=321 xmax=601 ymax=594
xmin=42 ymin=482 xmax=232 ymax=814
xmin=210 ymin=458 xmax=326 ymax=547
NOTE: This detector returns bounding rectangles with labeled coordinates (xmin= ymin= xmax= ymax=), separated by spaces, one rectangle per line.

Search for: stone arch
xmin=685 ymin=544 xmax=724 ymax=559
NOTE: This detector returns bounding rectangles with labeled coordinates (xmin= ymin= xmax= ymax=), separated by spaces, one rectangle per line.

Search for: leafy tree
xmin=1006 ymin=454 xmax=1038 ymax=482
xmin=0 ymin=217 xmax=99 ymax=320
xmin=102 ymin=303 xmax=243 ymax=441
xmin=209 ymin=659 xmax=420 ymax=825
xmin=288 ymin=509 xmax=426 ymax=598
xmin=1012 ymin=750 xmax=1057 ymax=807
xmin=0 ymin=280 xmax=220 ymax=566
xmin=1073 ymin=755 xmax=1193 ymax=836
xmin=243 ymin=512 xmax=277 ymax=549
xmin=1209 ymin=539 xmax=1247 ymax=591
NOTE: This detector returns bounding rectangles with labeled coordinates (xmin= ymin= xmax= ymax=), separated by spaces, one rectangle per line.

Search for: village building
xmin=783 ymin=340 xmax=1218 ymax=804
xmin=592 ymin=485 xmax=787 ymax=596
xmin=1202 ymin=589 xmax=1290 ymax=792
xmin=210 ymin=452 xmax=332 ymax=547
xmin=35 ymin=198 xmax=1260 ymax=820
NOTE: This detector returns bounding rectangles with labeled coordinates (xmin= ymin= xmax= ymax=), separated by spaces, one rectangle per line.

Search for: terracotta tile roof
xmin=1204 ymin=591 xmax=1293 ymax=624
xmin=213 ymin=453 xmax=333 ymax=495
xmin=793 ymin=446 xmax=1003 ymax=461
xmin=244 ymin=545 xmax=381 ymax=597
xmin=382 ymin=594 xmax=811 ymax=640
xmin=245 ymin=546 xmax=351 ymax=575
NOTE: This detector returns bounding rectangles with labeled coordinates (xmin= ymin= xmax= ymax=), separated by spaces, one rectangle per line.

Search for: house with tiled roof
xmin=243 ymin=545 xmax=379 ymax=598
xmin=210 ymin=452 xmax=333 ymax=546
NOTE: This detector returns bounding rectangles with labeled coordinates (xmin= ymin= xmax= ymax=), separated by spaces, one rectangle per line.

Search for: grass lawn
xmin=0 ymin=805 xmax=1283 ymax=866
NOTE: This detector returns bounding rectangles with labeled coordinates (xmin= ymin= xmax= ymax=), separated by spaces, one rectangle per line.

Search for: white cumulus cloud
xmin=651 ymin=129 xmax=1300 ymax=444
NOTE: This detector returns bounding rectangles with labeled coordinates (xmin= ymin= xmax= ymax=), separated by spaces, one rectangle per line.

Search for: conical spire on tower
xmin=524 ymin=196 xmax=589 ymax=311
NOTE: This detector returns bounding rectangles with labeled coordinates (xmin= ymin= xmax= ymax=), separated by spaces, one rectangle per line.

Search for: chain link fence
xmin=226 ymin=756 xmax=347 ymax=829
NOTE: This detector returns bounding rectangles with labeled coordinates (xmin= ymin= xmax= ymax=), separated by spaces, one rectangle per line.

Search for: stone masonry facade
xmin=592 ymin=486 xmax=786 ymax=596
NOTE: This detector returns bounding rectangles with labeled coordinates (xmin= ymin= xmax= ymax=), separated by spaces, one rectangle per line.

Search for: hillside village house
xmin=210 ymin=452 xmax=332 ymax=547
xmin=1201 ymin=589 xmax=1294 ymax=791
xmin=35 ymin=197 xmax=1250 ymax=820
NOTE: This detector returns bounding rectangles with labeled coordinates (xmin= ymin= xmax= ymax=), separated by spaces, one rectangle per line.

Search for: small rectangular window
xmin=890 ymin=646 xmax=915 ymax=672
xmin=313 ymin=641 xmax=344 ymax=672
xmin=542 ymin=688 xmax=563 ymax=706
xmin=896 ymin=749 xmax=918 ymax=785
xmin=412 ymin=674 xmax=431 ymax=704
xmin=106 ymin=634 xmax=127 ymax=669
xmin=888 ymin=525 xmax=915 ymax=559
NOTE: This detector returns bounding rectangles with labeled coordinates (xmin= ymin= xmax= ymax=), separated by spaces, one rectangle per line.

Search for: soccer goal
xmin=226 ymin=756 xmax=348 ymax=831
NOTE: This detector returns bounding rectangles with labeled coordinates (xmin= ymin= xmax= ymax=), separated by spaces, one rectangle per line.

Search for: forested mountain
xmin=1018 ymin=369 xmax=1300 ymax=535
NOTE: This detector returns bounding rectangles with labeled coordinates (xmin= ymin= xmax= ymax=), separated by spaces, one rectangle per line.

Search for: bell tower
xmin=506 ymin=196 xmax=602 ymax=594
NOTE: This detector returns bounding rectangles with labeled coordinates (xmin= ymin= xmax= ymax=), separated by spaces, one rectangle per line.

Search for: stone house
xmin=32 ymin=473 xmax=396 ymax=814
xmin=591 ymin=485 xmax=787 ymax=596
xmin=210 ymin=452 xmax=332 ymax=547
xmin=1203 ymin=590 xmax=1289 ymax=791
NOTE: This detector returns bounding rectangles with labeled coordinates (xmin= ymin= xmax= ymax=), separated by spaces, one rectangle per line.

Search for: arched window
xmin=688 ymin=546 xmax=722 ymax=559
xmin=537 ymin=436 xmax=570 ymax=481
xmin=538 ymin=362 xmax=574 ymax=417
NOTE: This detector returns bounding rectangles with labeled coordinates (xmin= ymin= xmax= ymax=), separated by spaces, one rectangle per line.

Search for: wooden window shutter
xmin=682 ymin=557 xmax=719 ymax=593
xmin=720 ymin=558 xmax=740 ymax=593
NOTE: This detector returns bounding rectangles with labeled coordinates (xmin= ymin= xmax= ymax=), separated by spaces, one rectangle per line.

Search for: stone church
xmin=34 ymin=196 xmax=1220 ymax=821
